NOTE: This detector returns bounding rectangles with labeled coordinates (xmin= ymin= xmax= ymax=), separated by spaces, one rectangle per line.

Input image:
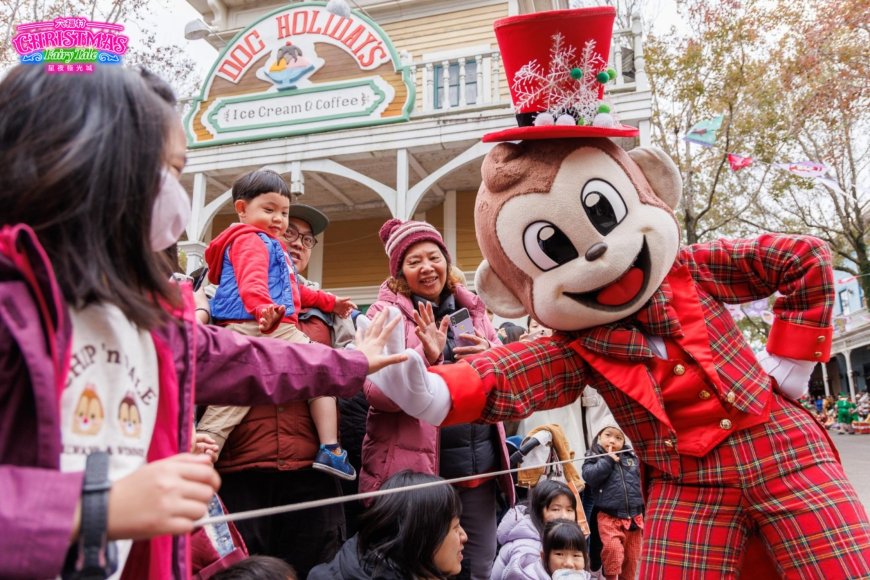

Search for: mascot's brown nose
xmin=585 ymin=242 xmax=608 ymax=261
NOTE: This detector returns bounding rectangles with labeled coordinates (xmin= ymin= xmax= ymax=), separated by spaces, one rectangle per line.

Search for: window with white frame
xmin=421 ymin=44 xmax=492 ymax=111
xmin=433 ymin=60 xmax=478 ymax=109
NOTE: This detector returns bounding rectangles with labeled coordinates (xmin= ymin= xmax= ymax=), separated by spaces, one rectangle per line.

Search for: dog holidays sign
xmin=185 ymin=1 xmax=415 ymax=147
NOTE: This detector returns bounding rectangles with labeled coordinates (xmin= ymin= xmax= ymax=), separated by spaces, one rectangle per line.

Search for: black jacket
xmin=581 ymin=442 xmax=644 ymax=519
xmin=439 ymin=422 xmax=499 ymax=479
xmin=307 ymin=536 xmax=410 ymax=580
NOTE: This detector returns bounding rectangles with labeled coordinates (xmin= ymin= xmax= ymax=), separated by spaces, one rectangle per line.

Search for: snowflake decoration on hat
xmin=512 ymin=33 xmax=617 ymax=127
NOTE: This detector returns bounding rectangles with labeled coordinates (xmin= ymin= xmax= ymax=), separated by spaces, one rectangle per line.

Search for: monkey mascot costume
xmin=366 ymin=7 xmax=870 ymax=578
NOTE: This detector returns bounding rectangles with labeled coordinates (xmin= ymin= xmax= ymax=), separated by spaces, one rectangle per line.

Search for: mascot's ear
xmin=482 ymin=142 xmax=526 ymax=193
xmin=627 ymin=147 xmax=683 ymax=210
xmin=475 ymin=260 xmax=527 ymax=318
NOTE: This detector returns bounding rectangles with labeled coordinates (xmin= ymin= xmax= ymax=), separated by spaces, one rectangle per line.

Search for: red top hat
xmin=484 ymin=7 xmax=639 ymax=142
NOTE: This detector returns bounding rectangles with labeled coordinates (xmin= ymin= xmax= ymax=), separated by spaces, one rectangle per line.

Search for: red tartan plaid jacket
xmin=432 ymin=234 xmax=834 ymax=477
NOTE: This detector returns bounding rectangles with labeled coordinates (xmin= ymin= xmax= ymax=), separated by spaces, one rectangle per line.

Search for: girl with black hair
xmin=309 ymin=470 xmax=467 ymax=579
xmin=0 ymin=64 xmax=404 ymax=579
xmin=492 ymin=480 xmax=578 ymax=580
xmin=541 ymin=519 xmax=590 ymax=579
xmin=581 ymin=426 xmax=643 ymax=580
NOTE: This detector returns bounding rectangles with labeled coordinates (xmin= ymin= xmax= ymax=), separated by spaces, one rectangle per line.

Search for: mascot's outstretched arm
xmin=364 ymin=307 xmax=590 ymax=426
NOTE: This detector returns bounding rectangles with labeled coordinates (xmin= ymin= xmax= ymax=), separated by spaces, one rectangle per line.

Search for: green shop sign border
xmin=185 ymin=0 xmax=416 ymax=149
xmin=206 ymin=79 xmax=387 ymax=134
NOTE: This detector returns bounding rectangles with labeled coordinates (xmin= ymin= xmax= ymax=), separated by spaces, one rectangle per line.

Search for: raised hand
xmin=359 ymin=306 xmax=452 ymax=425
xmin=333 ymin=296 xmax=357 ymax=318
xmin=355 ymin=308 xmax=408 ymax=373
xmin=413 ymin=301 xmax=449 ymax=364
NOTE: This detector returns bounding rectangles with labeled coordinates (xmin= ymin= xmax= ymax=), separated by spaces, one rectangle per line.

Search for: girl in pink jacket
xmin=0 ymin=64 xmax=403 ymax=579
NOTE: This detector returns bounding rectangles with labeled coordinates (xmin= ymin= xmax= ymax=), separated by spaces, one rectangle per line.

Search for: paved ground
xmin=829 ymin=430 xmax=870 ymax=512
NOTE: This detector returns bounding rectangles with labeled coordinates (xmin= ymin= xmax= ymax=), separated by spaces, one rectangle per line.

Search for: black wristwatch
xmin=75 ymin=452 xmax=118 ymax=579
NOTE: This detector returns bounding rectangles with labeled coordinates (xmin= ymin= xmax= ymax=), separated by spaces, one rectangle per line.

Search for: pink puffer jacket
xmin=361 ymin=282 xmax=515 ymax=505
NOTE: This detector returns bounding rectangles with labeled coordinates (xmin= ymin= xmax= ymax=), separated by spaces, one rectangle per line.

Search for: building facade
xmin=814 ymin=271 xmax=870 ymax=400
xmin=180 ymin=0 xmax=652 ymax=307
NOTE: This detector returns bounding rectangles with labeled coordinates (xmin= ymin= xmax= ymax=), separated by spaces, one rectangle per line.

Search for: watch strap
xmin=76 ymin=451 xmax=117 ymax=579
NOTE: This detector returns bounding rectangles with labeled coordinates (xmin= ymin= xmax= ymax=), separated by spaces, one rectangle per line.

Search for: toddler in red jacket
xmin=198 ymin=169 xmax=357 ymax=479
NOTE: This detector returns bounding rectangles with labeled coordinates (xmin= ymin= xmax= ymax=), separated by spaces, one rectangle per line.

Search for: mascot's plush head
xmin=474 ymin=7 xmax=683 ymax=332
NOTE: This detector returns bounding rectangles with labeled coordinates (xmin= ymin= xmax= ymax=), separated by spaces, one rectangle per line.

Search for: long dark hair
xmin=529 ymin=479 xmax=576 ymax=533
xmin=357 ymin=470 xmax=462 ymax=579
xmin=0 ymin=65 xmax=180 ymax=328
xmin=541 ymin=518 xmax=589 ymax=574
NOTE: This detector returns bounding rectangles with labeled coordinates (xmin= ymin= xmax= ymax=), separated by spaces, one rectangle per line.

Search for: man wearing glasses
xmin=285 ymin=204 xmax=371 ymax=538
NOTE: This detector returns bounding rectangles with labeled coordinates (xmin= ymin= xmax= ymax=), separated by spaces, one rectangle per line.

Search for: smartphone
xmin=192 ymin=266 xmax=209 ymax=292
xmin=449 ymin=308 xmax=476 ymax=347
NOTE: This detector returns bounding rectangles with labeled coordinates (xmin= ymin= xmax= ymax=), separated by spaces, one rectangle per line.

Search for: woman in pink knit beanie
xmin=361 ymin=218 xmax=515 ymax=580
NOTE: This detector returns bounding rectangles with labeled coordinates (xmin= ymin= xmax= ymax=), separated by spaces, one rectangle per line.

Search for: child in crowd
xmin=211 ymin=555 xmax=297 ymax=580
xmin=492 ymin=480 xmax=579 ymax=580
xmin=197 ymin=169 xmax=358 ymax=479
xmin=542 ymin=519 xmax=590 ymax=580
xmin=581 ymin=427 xmax=643 ymax=580
xmin=0 ymin=64 xmax=405 ymax=578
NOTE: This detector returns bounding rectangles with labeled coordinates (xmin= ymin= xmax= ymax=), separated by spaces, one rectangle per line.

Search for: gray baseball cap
xmin=288 ymin=204 xmax=329 ymax=235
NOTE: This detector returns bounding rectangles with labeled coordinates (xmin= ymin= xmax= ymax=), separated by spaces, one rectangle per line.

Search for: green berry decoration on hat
xmin=592 ymin=100 xmax=615 ymax=128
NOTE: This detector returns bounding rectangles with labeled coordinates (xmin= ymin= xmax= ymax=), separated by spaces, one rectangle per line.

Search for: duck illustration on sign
xmin=258 ymin=40 xmax=321 ymax=90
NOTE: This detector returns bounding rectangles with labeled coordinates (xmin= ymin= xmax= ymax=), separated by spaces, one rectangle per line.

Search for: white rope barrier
xmin=195 ymin=447 xmax=632 ymax=527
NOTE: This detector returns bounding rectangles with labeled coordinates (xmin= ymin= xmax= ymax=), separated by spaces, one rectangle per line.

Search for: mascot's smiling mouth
xmin=564 ymin=238 xmax=651 ymax=310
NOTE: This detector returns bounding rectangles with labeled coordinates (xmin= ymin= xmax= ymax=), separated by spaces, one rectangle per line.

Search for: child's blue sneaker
xmin=312 ymin=446 xmax=357 ymax=480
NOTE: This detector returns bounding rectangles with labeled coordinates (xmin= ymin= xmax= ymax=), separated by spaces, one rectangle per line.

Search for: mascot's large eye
xmin=523 ymin=221 xmax=579 ymax=271
xmin=581 ymin=179 xmax=627 ymax=236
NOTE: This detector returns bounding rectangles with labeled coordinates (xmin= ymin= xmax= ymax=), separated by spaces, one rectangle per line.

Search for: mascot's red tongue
xmin=596 ymin=267 xmax=644 ymax=306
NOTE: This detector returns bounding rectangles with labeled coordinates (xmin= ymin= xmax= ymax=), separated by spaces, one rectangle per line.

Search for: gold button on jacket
xmin=719 ymin=419 xmax=733 ymax=430
xmin=698 ymin=390 xmax=712 ymax=400
xmin=673 ymin=364 xmax=686 ymax=376
xmin=725 ymin=392 xmax=736 ymax=404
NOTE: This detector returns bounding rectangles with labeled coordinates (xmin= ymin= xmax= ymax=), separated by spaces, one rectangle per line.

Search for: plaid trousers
xmin=640 ymin=396 xmax=870 ymax=579
xmin=598 ymin=512 xmax=643 ymax=579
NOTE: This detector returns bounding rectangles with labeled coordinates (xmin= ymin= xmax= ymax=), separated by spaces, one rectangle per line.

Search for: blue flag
xmin=684 ymin=115 xmax=724 ymax=147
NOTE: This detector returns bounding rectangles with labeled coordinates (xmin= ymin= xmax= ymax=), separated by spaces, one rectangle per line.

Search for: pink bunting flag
xmin=727 ymin=153 xmax=753 ymax=171
xmin=774 ymin=161 xmax=829 ymax=178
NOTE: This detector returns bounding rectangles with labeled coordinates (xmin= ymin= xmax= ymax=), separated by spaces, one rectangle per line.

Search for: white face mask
xmin=150 ymin=170 xmax=191 ymax=251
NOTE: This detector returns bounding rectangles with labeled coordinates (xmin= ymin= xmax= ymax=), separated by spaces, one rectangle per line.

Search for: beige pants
xmin=196 ymin=321 xmax=328 ymax=456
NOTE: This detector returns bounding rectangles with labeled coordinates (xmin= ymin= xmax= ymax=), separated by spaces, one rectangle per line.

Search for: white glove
xmin=357 ymin=307 xmax=452 ymax=425
xmin=756 ymin=350 xmax=816 ymax=401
